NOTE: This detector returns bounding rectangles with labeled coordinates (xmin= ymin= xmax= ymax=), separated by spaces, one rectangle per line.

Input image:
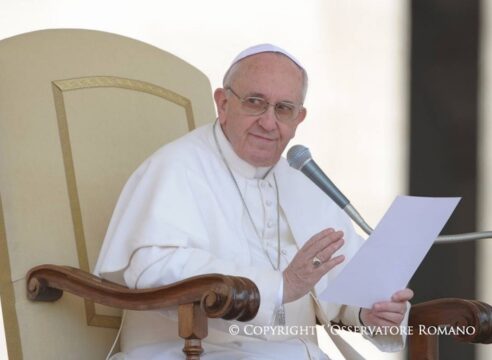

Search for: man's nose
xmin=258 ymin=105 xmax=277 ymax=131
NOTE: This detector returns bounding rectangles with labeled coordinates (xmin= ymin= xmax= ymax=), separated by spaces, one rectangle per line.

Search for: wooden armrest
xmin=326 ymin=298 xmax=492 ymax=360
xmin=26 ymin=264 xmax=260 ymax=359
xmin=26 ymin=264 xmax=260 ymax=321
xmin=408 ymin=298 xmax=492 ymax=360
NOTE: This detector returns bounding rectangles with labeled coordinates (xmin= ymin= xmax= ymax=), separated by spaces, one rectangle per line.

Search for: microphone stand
xmin=287 ymin=144 xmax=492 ymax=244
xmin=343 ymin=203 xmax=492 ymax=244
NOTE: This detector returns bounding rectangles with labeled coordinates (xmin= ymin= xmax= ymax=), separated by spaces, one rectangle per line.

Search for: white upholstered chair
xmin=0 ymin=29 xmax=257 ymax=359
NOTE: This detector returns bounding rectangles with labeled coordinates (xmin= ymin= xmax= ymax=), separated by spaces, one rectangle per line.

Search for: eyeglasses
xmin=226 ymin=87 xmax=303 ymax=123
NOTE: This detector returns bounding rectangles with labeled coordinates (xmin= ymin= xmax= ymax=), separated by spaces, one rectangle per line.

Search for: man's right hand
xmin=282 ymin=228 xmax=345 ymax=304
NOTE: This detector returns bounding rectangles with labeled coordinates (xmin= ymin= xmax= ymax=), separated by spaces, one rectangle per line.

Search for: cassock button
xmin=267 ymin=220 xmax=274 ymax=228
xmin=266 ymin=200 xmax=272 ymax=206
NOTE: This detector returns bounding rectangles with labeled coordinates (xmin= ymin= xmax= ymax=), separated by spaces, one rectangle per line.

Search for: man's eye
xmin=245 ymin=97 xmax=265 ymax=106
xmin=276 ymin=103 xmax=295 ymax=112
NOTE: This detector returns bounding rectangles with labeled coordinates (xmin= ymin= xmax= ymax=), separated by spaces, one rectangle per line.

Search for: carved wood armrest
xmin=326 ymin=298 xmax=492 ymax=360
xmin=408 ymin=298 xmax=492 ymax=360
xmin=26 ymin=264 xmax=260 ymax=321
xmin=26 ymin=264 xmax=260 ymax=359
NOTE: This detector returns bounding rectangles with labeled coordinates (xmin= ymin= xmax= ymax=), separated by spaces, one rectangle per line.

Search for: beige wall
xmin=1 ymin=1 xmax=407 ymax=359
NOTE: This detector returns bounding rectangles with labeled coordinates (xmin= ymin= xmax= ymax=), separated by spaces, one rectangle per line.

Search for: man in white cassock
xmin=94 ymin=44 xmax=414 ymax=359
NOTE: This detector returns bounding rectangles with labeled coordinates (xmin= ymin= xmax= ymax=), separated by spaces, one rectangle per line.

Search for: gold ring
xmin=312 ymin=256 xmax=322 ymax=268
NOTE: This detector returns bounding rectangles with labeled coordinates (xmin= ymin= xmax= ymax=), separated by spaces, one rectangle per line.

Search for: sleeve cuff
xmin=247 ymin=270 xmax=283 ymax=325
xmin=340 ymin=305 xmax=362 ymax=326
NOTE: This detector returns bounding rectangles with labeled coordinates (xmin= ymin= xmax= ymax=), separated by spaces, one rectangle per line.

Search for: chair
xmin=0 ymin=28 xmax=226 ymax=359
xmin=1 ymin=29 xmax=491 ymax=360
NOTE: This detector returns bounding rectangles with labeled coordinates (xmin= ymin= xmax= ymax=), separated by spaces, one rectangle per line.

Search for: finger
xmin=373 ymin=301 xmax=407 ymax=314
xmin=307 ymin=231 xmax=344 ymax=258
xmin=392 ymin=288 xmax=414 ymax=302
xmin=302 ymin=228 xmax=336 ymax=253
xmin=316 ymin=238 xmax=344 ymax=262
xmin=370 ymin=311 xmax=405 ymax=325
xmin=317 ymin=254 xmax=345 ymax=274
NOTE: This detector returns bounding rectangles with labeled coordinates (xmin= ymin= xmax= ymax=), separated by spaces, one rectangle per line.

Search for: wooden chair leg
xmin=179 ymin=302 xmax=208 ymax=360
xmin=408 ymin=333 xmax=438 ymax=360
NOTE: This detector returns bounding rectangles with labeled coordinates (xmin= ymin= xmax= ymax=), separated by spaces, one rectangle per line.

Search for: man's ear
xmin=214 ymin=88 xmax=228 ymax=122
xmin=290 ymin=107 xmax=307 ymax=138
xmin=296 ymin=107 xmax=307 ymax=125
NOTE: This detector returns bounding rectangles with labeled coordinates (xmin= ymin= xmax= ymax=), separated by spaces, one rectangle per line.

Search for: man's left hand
xmin=360 ymin=288 xmax=414 ymax=327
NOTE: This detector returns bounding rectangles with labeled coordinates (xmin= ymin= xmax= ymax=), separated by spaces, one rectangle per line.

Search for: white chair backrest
xmin=0 ymin=29 xmax=215 ymax=359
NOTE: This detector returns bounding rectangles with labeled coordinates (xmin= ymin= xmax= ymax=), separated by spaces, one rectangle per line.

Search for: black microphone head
xmin=287 ymin=145 xmax=312 ymax=170
xmin=287 ymin=144 xmax=350 ymax=208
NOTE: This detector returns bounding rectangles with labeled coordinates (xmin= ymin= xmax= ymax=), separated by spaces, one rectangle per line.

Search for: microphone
xmin=287 ymin=145 xmax=373 ymax=235
xmin=287 ymin=145 xmax=349 ymax=209
xmin=287 ymin=144 xmax=492 ymax=243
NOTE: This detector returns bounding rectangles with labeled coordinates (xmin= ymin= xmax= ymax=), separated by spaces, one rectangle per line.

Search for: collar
xmin=214 ymin=120 xmax=274 ymax=180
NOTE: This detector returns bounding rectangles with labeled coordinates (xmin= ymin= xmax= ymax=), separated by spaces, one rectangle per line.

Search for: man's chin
xmin=246 ymin=153 xmax=280 ymax=168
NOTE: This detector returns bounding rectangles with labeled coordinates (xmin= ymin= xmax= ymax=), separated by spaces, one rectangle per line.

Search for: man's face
xmin=214 ymin=53 xmax=307 ymax=167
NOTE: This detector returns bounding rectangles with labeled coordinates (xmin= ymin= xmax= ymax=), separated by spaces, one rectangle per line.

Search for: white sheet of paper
xmin=319 ymin=195 xmax=460 ymax=308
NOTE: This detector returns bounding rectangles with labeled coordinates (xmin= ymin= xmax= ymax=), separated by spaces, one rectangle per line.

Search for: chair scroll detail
xmin=408 ymin=298 xmax=492 ymax=360
xmin=26 ymin=265 xmax=260 ymax=359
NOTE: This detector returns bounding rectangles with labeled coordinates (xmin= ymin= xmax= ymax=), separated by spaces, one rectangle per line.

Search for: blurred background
xmin=1 ymin=0 xmax=490 ymax=359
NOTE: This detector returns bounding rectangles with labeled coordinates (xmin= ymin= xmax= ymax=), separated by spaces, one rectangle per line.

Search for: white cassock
xmin=94 ymin=122 xmax=408 ymax=359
